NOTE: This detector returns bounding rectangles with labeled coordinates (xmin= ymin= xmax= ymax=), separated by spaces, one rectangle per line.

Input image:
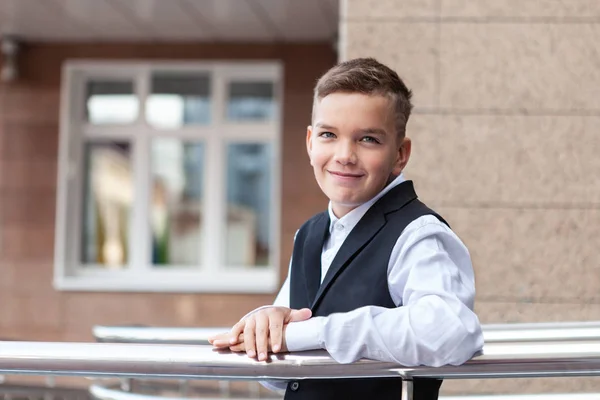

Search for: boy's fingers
xmin=229 ymin=320 xmax=246 ymax=345
xmin=207 ymin=333 xmax=220 ymax=344
xmin=268 ymin=314 xmax=284 ymax=353
xmin=211 ymin=339 xmax=232 ymax=348
xmin=243 ymin=318 xmax=257 ymax=358
xmin=229 ymin=343 xmax=245 ymax=352
xmin=217 ymin=336 xmax=244 ymax=351
xmin=280 ymin=325 xmax=289 ymax=353
xmin=254 ymin=313 xmax=269 ymax=361
xmin=209 ymin=332 xmax=232 ymax=348
xmin=287 ymin=308 xmax=312 ymax=323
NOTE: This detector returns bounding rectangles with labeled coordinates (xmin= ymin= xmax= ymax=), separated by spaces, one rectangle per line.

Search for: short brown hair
xmin=313 ymin=57 xmax=413 ymax=138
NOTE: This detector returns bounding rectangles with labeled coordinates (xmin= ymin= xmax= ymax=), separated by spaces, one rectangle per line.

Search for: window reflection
xmin=225 ymin=143 xmax=272 ymax=267
xmin=86 ymin=80 xmax=138 ymax=125
xmin=147 ymin=74 xmax=211 ymax=129
xmin=81 ymin=142 xmax=132 ymax=267
xmin=151 ymin=139 xmax=204 ymax=266
xmin=227 ymin=82 xmax=275 ymax=122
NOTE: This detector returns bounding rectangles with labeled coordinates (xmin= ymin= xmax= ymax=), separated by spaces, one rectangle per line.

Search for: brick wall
xmin=0 ymin=42 xmax=334 ymax=342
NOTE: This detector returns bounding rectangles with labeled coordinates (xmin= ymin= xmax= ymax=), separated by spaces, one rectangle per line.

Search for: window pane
xmin=225 ymin=143 xmax=272 ymax=267
xmin=147 ymin=73 xmax=211 ymax=129
xmin=151 ymin=139 xmax=204 ymax=266
xmin=227 ymin=82 xmax=275 ymax=122
xmin=81 ymin=142 xmax=132 ymax=268
xmin=86 ymin=80 xmax=138 ymax=125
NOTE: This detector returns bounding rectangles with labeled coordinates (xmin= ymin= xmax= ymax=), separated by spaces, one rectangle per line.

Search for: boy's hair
xmin=313 ymin=57 xmax=413 ymax=138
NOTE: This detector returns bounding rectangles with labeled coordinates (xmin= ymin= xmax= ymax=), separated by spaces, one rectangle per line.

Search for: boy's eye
xmin=319 ymin=131 xmax=336 ymax=138
xmin=361 ymin=136 xmax=380 ymax=144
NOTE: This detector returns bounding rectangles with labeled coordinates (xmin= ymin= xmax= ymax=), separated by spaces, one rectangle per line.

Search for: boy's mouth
xmin=328 ymin=170 xmax=364 ymax=178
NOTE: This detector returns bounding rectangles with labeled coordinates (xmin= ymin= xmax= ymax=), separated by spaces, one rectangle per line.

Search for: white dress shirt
xmin=259 ymin=174 xmax=483 ymax=392
xmin=274 ymin=175 xmax=483 ymax=366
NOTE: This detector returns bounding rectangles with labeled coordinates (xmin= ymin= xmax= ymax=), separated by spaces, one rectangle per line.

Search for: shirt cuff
xmin=285 ymin=317 xmax=326 ymax=352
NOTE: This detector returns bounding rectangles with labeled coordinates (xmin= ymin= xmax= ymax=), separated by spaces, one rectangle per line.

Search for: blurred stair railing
xmin=88 ymin=384 xmax=600 ymax=400
xmin=5 ymin=339 xmax=600 ymax=399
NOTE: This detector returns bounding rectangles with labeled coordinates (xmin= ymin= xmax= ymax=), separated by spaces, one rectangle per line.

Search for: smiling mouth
xmin=328 ymin=170 xmax=364 ymax=178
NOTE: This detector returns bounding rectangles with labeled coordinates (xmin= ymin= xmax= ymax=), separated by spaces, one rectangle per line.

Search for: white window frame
xmin=54 ymin=60 xmax=282 ymax=293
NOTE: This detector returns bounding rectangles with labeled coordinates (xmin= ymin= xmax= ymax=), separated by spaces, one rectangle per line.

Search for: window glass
xmin=226 ymin=82 xmax=275 ymax=122
xmin=147 ymin=73 xmax=211 ymax=129
xmin=86 ymin=80 xmax=138 ymax=125
xmin=151 ymin=139 xmax=205 ymax=266
xmin=225 ymin=143 xmax=272 ymax=267
xmin=81 ymin=141 xmax=132 ymax=268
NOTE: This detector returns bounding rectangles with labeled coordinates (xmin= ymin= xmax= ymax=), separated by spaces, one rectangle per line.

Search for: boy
xmin=209 ymin=58 xmax=484 ymax=399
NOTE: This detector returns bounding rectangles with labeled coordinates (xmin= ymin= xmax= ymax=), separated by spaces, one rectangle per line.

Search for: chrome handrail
xmin=5 ymin=341 xmax=600 ymax=380
xmin=483 ymin=321 xmax=600 ymax=343
xmin=93 ymin=321 xmax=600 ymax=345
xmin=93 ymin=326 xmax=225 ymax=345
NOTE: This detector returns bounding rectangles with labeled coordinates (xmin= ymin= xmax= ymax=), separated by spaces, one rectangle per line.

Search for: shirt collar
xmin=327 ymin=173 xmax=406 ymax=234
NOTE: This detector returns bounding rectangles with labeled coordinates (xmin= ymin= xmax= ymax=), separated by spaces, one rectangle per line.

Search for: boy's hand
xmin=208 ymin=307 xmax=311 ymax=361
xmin=226 ymin=331 xmax=282 ymax=354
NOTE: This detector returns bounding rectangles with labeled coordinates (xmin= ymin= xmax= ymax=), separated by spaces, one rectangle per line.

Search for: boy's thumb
xmin=288 ymin=308 xmax=312 ymax=322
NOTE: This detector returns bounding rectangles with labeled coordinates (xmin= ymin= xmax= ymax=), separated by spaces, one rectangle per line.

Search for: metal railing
xmin=0 ymin=383 xmax=91 ymax=400
xmin=4 ymin=340 xmax=600 ymax=398
xmin=92 ymin=321 xmax=600 ymax=346
xmin=92 ymin=327 xmax=222 ymax=345
xmin=4 ymin=322 xmax=600 ymax=399
xmin=483 ymin=321 xmax=600 ymax=343
xmin=89 ymin=381 xmax=273 ymax=400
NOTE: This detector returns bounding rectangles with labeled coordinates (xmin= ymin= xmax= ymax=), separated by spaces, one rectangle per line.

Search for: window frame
xmin=54 ymin=60 xmax=283 ymax=293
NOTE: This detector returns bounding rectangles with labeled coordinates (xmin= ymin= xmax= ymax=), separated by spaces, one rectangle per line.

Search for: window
xmin=55 ymin=61 xmax=282 ymax=293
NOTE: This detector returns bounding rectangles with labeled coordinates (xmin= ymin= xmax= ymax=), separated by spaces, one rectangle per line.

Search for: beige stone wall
xmin=342 ymin=0 xmax=600 ymax=395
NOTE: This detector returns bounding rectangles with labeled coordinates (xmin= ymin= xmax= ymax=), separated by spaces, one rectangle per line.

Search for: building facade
xmin=1 ymin=0 xmax=600 ymax=396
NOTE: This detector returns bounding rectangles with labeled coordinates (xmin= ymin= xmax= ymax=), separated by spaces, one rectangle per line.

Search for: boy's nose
xmin=334 ymin=143 xmax=357 ymax=165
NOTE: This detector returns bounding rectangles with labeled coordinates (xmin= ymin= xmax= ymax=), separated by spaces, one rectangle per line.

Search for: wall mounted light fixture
xmin=1 ymin=36 xmax=20 ymax=82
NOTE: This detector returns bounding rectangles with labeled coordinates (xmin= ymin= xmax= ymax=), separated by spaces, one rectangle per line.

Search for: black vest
xmin=285 ymin=181 xmax=444 ymax=400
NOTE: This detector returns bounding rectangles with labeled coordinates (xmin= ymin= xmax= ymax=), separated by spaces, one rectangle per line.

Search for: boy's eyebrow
xmin=314 ymin=122 xmax=337 ymax=130
xmin=356 ymin=128 xmax=387 ymax=136
xmin=315 ymin=123 xmax=388 ymax=136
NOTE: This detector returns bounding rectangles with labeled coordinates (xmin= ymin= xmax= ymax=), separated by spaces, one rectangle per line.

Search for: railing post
xmin=401 ymin=379 xmax=413 ymax=400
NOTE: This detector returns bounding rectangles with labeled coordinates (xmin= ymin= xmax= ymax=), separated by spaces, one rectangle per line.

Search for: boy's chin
xmin=327 ymin=188 xmax=371 ymax=205
xmin=330 ymin=197 xmax=364 ymax=209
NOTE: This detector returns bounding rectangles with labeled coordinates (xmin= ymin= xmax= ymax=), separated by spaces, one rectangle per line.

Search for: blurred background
xmin=0 ymin=0 xmax=599 ymax=398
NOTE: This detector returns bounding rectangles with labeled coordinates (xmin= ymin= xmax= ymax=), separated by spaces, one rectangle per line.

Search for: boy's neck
xmin=331 ymin=204 xmax=358 ymax=219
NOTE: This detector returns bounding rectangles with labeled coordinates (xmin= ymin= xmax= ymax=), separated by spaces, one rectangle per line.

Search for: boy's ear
xmin=393 ymin=137 xmax=412 ymax=175
xmin=306 ymin=125 xmax=313 ymax=164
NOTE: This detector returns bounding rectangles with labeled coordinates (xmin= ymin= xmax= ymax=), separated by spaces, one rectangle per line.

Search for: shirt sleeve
xmin=284 ymin=215 xmax=484 ymax=366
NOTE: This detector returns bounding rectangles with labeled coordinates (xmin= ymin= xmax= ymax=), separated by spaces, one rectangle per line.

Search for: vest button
xmin=290 ymin=381 xmax=300 ymax=391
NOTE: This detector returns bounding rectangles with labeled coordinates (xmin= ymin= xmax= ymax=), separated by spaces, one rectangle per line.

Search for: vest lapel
xmin=303 ymin=213 xmax=329 ymax=305
xmin=310 ymin=181 xmax=418 ymax=310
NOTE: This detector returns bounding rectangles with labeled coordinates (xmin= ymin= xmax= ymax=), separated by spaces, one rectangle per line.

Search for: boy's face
xmin=307 ymin=92 xmax=411 ymax=217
